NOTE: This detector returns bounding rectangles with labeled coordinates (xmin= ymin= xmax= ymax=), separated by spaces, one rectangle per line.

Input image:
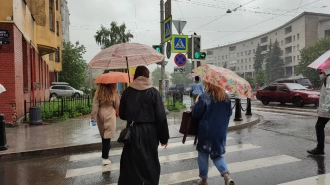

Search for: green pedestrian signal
xmin=194 ymin=51 xmax=206 ymax=59
xmin=152 ymin=45 xmax=162 ymax=53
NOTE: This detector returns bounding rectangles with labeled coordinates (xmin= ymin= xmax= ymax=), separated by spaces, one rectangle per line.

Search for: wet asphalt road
xmin=1 ymin=103 xmax=330 ymax=185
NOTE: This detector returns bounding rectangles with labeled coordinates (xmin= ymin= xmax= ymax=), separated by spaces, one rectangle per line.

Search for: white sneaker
xmin=102 ymin=159 xmax=111 ymax=165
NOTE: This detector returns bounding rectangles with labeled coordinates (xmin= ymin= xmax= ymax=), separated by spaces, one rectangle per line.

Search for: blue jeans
xmin=198 ymin=151 xmax=230 ymax=179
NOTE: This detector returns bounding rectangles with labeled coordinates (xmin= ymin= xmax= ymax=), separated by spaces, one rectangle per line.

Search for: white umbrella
xmin=0 ymin=84 xmax=6 ymax=94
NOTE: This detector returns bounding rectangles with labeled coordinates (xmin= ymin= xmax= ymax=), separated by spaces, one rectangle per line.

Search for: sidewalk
xmin=0 ymin=111 xmax=260 ymax=160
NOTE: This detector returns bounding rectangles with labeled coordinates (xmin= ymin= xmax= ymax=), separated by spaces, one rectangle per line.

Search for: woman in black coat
xmin=118 ymin=66 xmax=169 ymax=185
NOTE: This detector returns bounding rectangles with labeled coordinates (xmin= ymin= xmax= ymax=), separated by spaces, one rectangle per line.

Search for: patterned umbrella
xmin=0 ymin=84 xmax=6 ymax=94
xmin=193 ymin=64 xmax=254 ymax=99
xmin=307 ymin=50 xmax=330 ymax=70
xmin=88 ymin=43 xmax=164 ymax=70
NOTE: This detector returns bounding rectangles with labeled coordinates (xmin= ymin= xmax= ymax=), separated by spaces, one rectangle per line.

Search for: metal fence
xmin=24 ymin=96 xmax=92 ymax=121
xmin=166 ymin=93 xmax=184 ymax=106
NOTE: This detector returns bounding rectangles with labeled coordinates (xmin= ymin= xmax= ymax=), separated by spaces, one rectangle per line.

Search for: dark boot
xmin=307 ymin=147 xmax=325 ymax=155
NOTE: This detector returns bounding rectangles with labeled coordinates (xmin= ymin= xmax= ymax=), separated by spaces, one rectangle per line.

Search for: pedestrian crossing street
xmin=64 ymin=137 xmax=330 ymax=185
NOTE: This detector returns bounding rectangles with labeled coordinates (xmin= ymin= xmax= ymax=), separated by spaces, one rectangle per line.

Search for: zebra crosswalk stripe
xmin=68 ymin=137 xmax=234 ymax=162
xmin=277 ymin=173 xmax=330 ymax=185
xmin=65 ymin=143 xmax=257 ymax=178
xmin=108 ymin=155 xmax=300 ymax=185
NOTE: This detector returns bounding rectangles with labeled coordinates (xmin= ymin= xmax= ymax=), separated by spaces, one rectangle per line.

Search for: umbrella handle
xmin=126 ymin=57 xmax=131 ymax=83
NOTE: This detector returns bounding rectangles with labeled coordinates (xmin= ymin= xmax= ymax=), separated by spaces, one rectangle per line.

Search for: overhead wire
xmin=206 ymin=0 xmax=321 ymax=45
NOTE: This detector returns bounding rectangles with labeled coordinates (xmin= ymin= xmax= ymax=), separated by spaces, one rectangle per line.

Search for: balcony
xmin=285 ymin=46 xmax=292 ymax=54
xmin=285 ymin=26 xmax=292 ymax=35
xmin=285 ymin=36 xmax=292 ymax=45
xmin=36 ymin=25 xmax=57 ymax=56
xmin=285 ymin=56 xmax=292 ymax=63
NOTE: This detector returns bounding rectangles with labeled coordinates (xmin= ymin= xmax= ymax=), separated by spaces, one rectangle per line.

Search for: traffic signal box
xmin=189 ymin=35 xmax=206 ymax=60
xmin=152 ymin=45 xmax=162 ymax=53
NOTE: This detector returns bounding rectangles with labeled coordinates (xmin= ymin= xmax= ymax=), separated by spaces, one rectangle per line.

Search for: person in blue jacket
xmin=192 ymin=81 xmax=234 ymax=185
xmin=191 ymin=76 xmax=204 ymax=102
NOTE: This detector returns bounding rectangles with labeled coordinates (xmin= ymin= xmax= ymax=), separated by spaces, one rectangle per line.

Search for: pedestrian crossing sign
xmin=172 ymin=35 xmax=188 ymax=53
xmin=163 ymin=16 xmax=172 ymax=42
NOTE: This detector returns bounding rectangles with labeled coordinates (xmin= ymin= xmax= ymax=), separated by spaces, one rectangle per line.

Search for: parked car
xmin=50 ymin=82 xmax=84 ymax=98
xmin=168 ymin=84 xmax=185 ymax=95
xmin=273 ymin=76 xmax=313 ymax=89
xmin=184 ymin=87 xmax=191 ymax=95
xmin=256 ymin=83 xmax=319 ymax=107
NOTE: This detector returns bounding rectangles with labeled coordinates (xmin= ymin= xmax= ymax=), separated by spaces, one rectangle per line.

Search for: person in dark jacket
xmin=192 ymin=81 xmax=234 ymax=185
xmin=118 ymin=66 xmax=169 ymax=185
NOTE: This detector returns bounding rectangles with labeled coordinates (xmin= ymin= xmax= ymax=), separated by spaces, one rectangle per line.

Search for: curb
xmin=0 ymin=115 xmax=261 ymax=161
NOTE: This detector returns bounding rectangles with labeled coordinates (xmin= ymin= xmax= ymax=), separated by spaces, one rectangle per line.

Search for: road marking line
xmin=65 ymin=143 xmax=256 ymax=178
xmin=254 ymin=110 xmax=311 ymax=117
xmin=68 ymin=137 xmax=234 ymax=161
xmin=108 ymin=155 xmax=300 ymax=185
xmin=278 ymin=173 xmax=330 ymax=185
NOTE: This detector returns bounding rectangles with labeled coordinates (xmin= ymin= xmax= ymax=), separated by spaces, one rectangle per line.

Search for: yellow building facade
xmin=0 ymin=0 xmax=64 ymax=123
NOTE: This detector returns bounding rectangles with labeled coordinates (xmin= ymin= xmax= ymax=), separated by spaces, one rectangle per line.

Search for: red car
xmin=256 ymin=83 xmax=320 ymax=107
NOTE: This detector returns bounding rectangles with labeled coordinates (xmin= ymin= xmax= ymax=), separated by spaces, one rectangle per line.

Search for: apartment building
xmin=206 ymin=12 xmax=330 ymax=78
xmin=61 ymin=0 xmax=70 ymax=42
xmin=0 ymin=0 xmax=63 ymax=124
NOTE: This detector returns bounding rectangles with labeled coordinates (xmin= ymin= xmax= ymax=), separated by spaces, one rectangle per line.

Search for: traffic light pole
xmin=160 ymin=0 xmax=169 ymax=114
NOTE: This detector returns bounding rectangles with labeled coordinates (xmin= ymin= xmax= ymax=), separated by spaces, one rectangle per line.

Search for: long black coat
xmin=118 ymin=86 xmax=169 ymax=185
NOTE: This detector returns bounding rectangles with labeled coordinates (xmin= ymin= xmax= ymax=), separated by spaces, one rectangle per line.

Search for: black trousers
xmin=102 ymin=137 xmax=111 ymax=159
xmin=315 ymin=117 xmax=330 ymax=150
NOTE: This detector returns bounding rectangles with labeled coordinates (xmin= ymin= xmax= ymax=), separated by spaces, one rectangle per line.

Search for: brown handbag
xmin=179 ymin=111 xmax=199 ymax=144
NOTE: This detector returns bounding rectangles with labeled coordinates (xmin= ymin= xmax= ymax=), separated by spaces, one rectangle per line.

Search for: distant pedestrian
xmin=192 ymin=81 xmax=234 ymax=185
xmin=91 ymin=83 xmax=120 ymax=165
xmin=118 ymin=66 xmax=169 ymax=185
xmin=308 ymin=69 xmax=330 ymax=155
xmin=191 ymin=76 xmax=204 ymax=102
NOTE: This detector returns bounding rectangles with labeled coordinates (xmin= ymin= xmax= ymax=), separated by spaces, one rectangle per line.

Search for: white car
xmin=50 ymin=82 xmax=84 ymax=98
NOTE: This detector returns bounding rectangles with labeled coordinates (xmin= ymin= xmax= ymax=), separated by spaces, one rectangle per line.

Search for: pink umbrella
xmin=307 ymin=50 xmax=330 ymax=70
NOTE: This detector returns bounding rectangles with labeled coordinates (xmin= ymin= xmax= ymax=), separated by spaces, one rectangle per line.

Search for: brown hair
xmin=94 ymin=84 xmax=117 ymax=104
xmin=134 ymin=66 xmax=150 ymax=80
xmin=204 ymin=81 xmax=226 ymax=102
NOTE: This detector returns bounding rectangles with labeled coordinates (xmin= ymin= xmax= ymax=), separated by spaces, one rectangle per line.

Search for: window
xmin=249 ymin=58 xmax=251 ymax=62
xmin=241 ymin=59 xmax=243 ymax=63
xmin=261 ymin=45 xmax=268 ymax=51
xmin=238 ymin=67 xmax=240 ymax=70
xmin=56 ymin=0 xmax=58 ymax=10
xmin=281 ymin=40 xmax=283 ymax=46
xmin=285 ymin=46 xmax=292 ymax=54
xmin=293 ymin=56 xmax=296 ymax=62
xmin=293 ymin=35 xmax=295 ymax=42
xmin=229 ymin=46 xmax=236 ymax=51
xmin=56 ymin=21 xmax=59 ymax=36
xmin=222 ymin=56 xmax=224 ymax=59
xmin=207 ymin=50 xmax=213 ymax=55
xmin=260 ymin=36 xmax=268 ymax=43
xmin=297 ymin=44 xmax=299 ymax=51
xmin=241 ymin=52 xmax=243 ymax=56
xmin=293 ymin=46 xmax=295 ymax=52
xmin=265 ymin=85 xmax=277 ymax=91
xmin=49 ymin=0 xmax=54 ymax=31
xmin=325 ymin=29 xmax=330 ymax=37
xmin=297 ymin=33 xmax=300 ymax=40
xmin=55 ymin=47 xmax=60 ymax=62
xmin=248 ymin=50 xmax=251 ymax=55
xmin=297 ymin=55 xmax=300 ymax=60
xmin=251 ymin=41 xmax=253 ymax=44
xmin=253 ymin=49 xmax=256 ymax=54
xmin=278 ymin=85 xmax=286 ymax=91
xmin=245 ymin=51 xmax=247 ymax=55
xmin=285 ymin=26 xmax=292 ymax=34
xmin=245 ymin=58 xmax=247 ymax=63
xmin=249 ymin=65 xmax=251 ymax=70
xmin=237 ymin=53 xmax=239 ymax=57
xmin=285 ymin=36 xmax=292 ymax=44
xmin=245 ymin=66 xmax=247 ymax=70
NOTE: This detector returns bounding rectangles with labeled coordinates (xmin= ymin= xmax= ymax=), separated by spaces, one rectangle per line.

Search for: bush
xmin=38 ymin=97 xmax=93 ymax=121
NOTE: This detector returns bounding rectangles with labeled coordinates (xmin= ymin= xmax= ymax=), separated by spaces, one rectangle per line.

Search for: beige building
xmin=205 ymin=12 xmax=330 ymax=78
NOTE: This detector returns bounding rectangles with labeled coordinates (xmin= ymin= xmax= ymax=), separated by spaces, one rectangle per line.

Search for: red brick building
xmin=0 ymin=0 xmax=63 ymax=125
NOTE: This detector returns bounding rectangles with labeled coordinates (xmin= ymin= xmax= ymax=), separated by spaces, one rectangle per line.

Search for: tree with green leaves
xmin=253 ymin=43 xmax=263 ymax=72
xmin=295 ymin=37 xmax=330 ymax=82
xmin=255 ymin=70 xmax=267 ymax=87
xmin=151 ymin=67 xmax=169 ymax=86
xmin=265 ymin=40 xmax=284 ymax=82
xmin=60 ymin=41 xmax=87 ymax=89
xmin=245 ymin=76 xmax=255 ymax=87
xmin=94 ymin=22 xmax=134 ymax=49
xmin=265 ymin=40 xmax=273 ymax=81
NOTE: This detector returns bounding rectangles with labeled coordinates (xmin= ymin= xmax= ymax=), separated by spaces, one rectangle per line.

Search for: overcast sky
xmin=68 ymin=0 xmax=330 ymax=73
